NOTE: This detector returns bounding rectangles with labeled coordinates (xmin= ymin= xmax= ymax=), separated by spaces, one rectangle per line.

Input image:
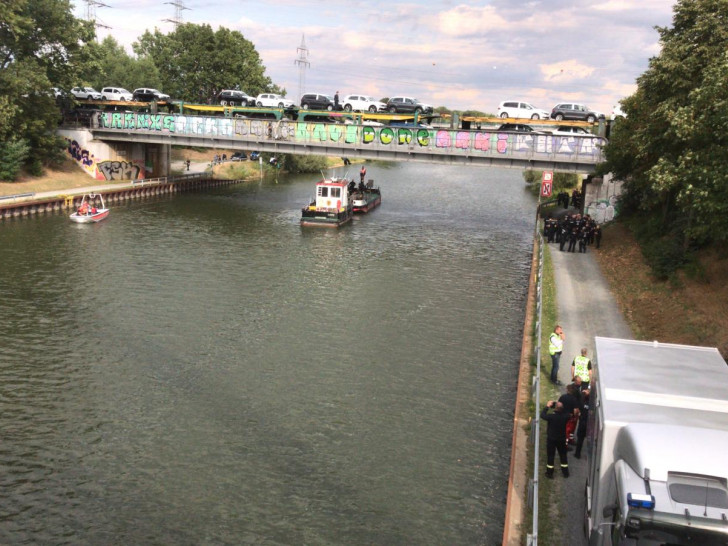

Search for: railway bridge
xmin=88 ymin=111 xmax=605 ymax=175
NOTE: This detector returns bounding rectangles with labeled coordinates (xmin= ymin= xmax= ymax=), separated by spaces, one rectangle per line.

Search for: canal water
xmin=0 ymin=162 xmax=535 ymax=544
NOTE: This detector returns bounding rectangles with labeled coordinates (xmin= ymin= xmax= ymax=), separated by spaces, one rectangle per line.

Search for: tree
xmin=0 ymin=0 xmax=95 ymax=176
xmin=604 ymin=0 xmax=728 ymax=244
xmin=91 ymin=36 xmax=162 ymax=93
xmin=133 ymin=23 xmax=273 ymax=104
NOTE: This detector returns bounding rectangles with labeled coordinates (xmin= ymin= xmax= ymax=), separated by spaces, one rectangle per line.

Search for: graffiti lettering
xmin=497 ymin=133 xmax=508 ymax=153
xmin=436 ymin=130 xmax=451 ymax=148
xmin=474 ymin=133 xmax=490 ymax=152
xmin=416 ymin=129 xmax=430 ymax=147
xmin=380 ymin=128 xmax=394 ymax=145
xmin=397 ymin=129 xmax=412 ymax=145
xmin=455 ymin=132 xmax=470 ymax=150
xmin=98 ymin=160 xmax=141 ymax=181
xmin=345 ymin=125 xmax=358 ymax=144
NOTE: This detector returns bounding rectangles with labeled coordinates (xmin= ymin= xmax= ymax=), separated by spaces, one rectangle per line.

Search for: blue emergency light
xmin=627 ymin=493 xmax=656 ymax=509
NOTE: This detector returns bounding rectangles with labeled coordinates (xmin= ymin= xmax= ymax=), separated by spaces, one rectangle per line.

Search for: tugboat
xmin=351 ymin=180 xmax=381 ymax=213
xmin=300 ymin=176 xmax=354 ymax=228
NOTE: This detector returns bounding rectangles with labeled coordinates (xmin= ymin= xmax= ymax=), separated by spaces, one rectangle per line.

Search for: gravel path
xmin=548 ymin=240 xmax=632 ymax=545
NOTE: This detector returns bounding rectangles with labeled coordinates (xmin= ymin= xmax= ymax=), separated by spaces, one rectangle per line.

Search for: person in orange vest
xmin=360 ymin=165 xmax=366 ymax=184
xmin=78 ymin=201 xmax=89 ymax=215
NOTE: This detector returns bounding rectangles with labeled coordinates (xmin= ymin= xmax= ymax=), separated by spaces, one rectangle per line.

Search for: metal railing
xmin=0 ymin=192 xmax=35 ymax=201
xmin=527 ymin=229 xmax=545 ymax=546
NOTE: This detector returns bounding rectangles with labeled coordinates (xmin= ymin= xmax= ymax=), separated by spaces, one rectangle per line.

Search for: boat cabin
xmin=311 ymin=178 xmax=350 ymax=212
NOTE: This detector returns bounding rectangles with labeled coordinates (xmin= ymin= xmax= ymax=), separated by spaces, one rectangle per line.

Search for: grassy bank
xmin=521 ymin=241 xmax=565 ymax=545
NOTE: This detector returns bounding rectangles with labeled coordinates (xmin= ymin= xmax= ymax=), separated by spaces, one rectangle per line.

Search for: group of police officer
xmin=543 ymin=213 xmax=602 ymax=253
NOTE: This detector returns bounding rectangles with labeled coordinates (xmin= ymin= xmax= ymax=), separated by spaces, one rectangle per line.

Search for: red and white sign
xmin=540 ymin=171 xmax=553 ymax=198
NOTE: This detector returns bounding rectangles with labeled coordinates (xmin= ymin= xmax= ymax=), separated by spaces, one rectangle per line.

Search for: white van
xmin=101 ymin=87 xmax=133 ymax=101
xmin=497 ymin=100 xmax=550 ymax=120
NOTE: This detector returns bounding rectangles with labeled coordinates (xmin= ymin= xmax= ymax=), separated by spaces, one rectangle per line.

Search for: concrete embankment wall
xmin=0 ymin=176 xmax=240 ymax=221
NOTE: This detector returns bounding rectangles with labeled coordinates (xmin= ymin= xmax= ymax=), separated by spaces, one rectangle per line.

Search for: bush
xmin=640 ymin=236 xmax=688 ymax=280
xmin=283 ymin=154 xmax=328 ymax=174
xmin=0 ymin=138 xmax=31 ymax=181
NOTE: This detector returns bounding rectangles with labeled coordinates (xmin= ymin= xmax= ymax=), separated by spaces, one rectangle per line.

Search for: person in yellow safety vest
xmin=571 ymin=348 xmax=592 ymax=389
xmin=548 ymin=325 xmax=565 ymax=385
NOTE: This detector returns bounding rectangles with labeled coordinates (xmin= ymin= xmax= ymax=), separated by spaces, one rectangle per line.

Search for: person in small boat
xmin=358 ymin=180 xmax=366 ymax=193
xmin=360 ymin=166 xmax=366 ymax=183
xmin=78 ymin=201 xmax=89 ymax=215
xmin=90 ymin=205 xmax=98 ymax=214
xmin=348 ymin=180 xmax=356 ymax=194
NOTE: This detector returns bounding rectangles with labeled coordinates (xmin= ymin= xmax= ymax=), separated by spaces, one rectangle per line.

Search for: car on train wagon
xmin=496 ymin=123 xmax=542 ymax=133
xmin=101 ymin=87 xmax=133 ymax=101
xmin=550 ymin=103 xmax=604 ymax=122
xmin=300 ymin=93 xmax=335 ymax=111
xmin=342 ymin=95 xmax=386 ymax=113
xmin=217 ymin=89 xmax=254 ymax=106
xmin=546 ymin=125 xmax=593 ymax=136
xmin=133 ymin=88 xmax=171 ymax=102
xmin=386 ymin=96 xmax=434 ymax=115
xmin=497 ymin=100 xmax=550 ymax=120
xmin=70 ymin=86 xmax=102 ymax=100
xmin=255 ymin=93 xmax=295 ymax=109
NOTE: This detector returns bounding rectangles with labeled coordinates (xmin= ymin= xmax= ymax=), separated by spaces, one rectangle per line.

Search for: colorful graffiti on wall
xmin=98 ymin=160 xmax=141 ymax=180
xmin=99 ymin=113 xmax=606 ymax=162
xmin=65 ymin=137 xmax=145 ymax=181
xmin=66 ymin=138 xmax=103 ymax=180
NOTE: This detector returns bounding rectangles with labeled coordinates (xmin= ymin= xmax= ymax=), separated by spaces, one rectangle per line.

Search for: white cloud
xmin=540 ymin=60 xmax=596 ymax=82
xmin=592 ymin=0 xmax=672 ymax=12
xmin=437 ymin=5 xmax=508 ymax=36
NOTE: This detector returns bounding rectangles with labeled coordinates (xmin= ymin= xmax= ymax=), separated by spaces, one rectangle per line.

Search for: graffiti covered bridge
xmin=92 ymin=112 xmax=605 ymax=173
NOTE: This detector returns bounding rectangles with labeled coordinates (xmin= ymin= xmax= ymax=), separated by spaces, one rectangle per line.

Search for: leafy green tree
xmin=0 ymin=0 xmax=95 ymax=176
xmin=133 ymin=23 xmax=273 ymax=104
xmin=0 ymin=138 xmax=31 ymax=181
xmin=604 ymin=0 xmax=728 ymax=244
xmin=91 ymin=36 xmax=162 ymax=93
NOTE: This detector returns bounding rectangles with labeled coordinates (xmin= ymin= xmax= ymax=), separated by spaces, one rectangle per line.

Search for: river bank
xmin=507 ymin=215 xmax=728 ymax=545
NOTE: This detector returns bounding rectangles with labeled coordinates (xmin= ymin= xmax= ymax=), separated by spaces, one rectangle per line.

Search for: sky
xmin=76 ymin=0 xmax=677 ymax=115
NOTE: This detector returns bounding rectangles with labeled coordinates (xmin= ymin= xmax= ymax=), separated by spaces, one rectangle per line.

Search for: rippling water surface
xmin=0 ymin=162 xmax=535 ymax=544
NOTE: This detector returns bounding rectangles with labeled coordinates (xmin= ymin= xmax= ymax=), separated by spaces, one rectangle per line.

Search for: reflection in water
xmin=0 ymin=162 xmax=535 ymax=544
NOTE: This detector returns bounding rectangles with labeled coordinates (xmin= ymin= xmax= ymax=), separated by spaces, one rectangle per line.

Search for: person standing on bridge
xmin=549 ymin=325 xmax=565 ymax=385
xmin=334 ymin=91 xmax=340 ymax=111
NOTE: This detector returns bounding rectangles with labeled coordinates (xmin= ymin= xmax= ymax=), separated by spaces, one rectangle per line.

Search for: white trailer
xmin=585 ymin=337 xmax=728 ymax=545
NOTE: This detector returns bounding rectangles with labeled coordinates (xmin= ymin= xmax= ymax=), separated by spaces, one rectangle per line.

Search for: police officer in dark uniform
xmin=574 ymin=388 xmax=590 ymax=459
xmin=541 ymin=400 xmax=570 ymax=478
